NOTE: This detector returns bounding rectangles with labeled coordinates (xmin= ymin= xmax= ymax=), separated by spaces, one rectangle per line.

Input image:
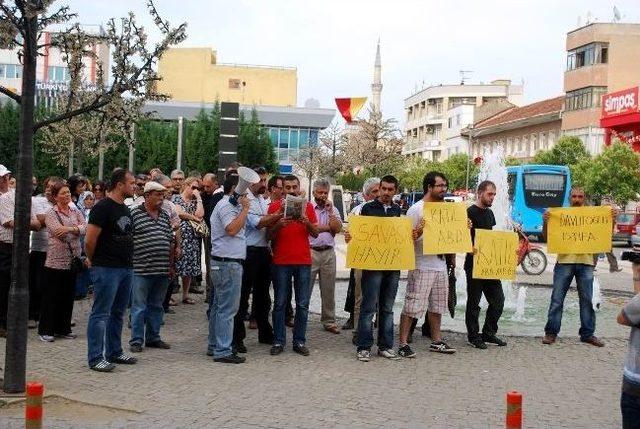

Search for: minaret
xmin=371 ymin=39 xmax=382 ymax=121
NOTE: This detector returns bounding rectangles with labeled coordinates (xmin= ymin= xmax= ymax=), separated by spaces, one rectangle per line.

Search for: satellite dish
xmin=613 ymin=5 xmax=622 ymax=22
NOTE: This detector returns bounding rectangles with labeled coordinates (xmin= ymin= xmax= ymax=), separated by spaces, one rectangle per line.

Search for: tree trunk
xmin=76 ymin=138 xmax=83 ymax=175
xmin=4 ymin=13 xmax=38 ymax=394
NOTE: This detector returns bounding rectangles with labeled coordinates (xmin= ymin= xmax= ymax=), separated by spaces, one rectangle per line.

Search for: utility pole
xmin=177 ymin=116 xmax=184 ymax=170
xmin=128 ymin=123 xmax=136 ymax=173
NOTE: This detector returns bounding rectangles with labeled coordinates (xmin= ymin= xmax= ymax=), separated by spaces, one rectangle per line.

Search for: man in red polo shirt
xmin=268 ymin=175 xmax=318 ymax=356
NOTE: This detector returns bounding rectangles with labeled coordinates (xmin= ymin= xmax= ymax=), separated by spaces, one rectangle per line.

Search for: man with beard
xmin=397 ymin=172 xmax=456 ymax=358
xmin=232 ymin=167 xmax=283 ymax=352
xmin=268 ymin=175 xmax=319 ymax=356
xmin=309 ymin=178 xmax=343 ymax=334
xmin=464 ymin=180 xmax=507 ymax=349
xmin=85 ymin=168 xmax=137 ymax=372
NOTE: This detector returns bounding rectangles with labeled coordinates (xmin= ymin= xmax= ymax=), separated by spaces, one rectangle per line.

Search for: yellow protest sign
xmin=422 ymin=202 xmax=472 ymax=254
xmin=472 ymin=230 xmax=519 ymax=280
xmin=547 ymin=206 xmax=613 ymax=254
xmin=346 ymin=215 xmax=415 ymax=270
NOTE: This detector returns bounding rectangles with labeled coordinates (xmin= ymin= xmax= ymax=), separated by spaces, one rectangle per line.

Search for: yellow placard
xmin=547 ymin=206 xmax=613 ymax=254
xmin=472 ymin=230 xmax=519 ymax=280
xmin=422 ymin=202 xmax=472 ymax=254
xmin=346 ymin=215 xmax=415 ymax=270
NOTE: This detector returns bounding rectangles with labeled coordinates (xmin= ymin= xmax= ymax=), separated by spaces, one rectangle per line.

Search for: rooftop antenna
xmin=459 ymin=70 xmax=473 ymax=85
xmin=613 ymin=5 xmax=623 ymax=23
xmin=586 ymin=11 xmax=593 ymax=25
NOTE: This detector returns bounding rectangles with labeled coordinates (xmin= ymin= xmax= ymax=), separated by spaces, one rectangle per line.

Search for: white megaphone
xmin=229 ymin=166 xmax=260 ymax=205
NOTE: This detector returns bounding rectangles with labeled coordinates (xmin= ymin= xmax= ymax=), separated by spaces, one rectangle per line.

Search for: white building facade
xmin=402 ymin=80 xmax=523 ymax=161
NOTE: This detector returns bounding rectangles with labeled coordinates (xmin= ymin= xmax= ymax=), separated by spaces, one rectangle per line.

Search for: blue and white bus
xmin=507 ymin=164 xmax=571 ymax=237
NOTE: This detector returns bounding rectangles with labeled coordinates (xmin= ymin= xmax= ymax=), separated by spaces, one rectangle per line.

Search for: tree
xmin=319 ymin=122 xmax=346 ymax=176
xmin=533 ymin=135 xmax=590 ymax=166
xmin=395 ymin=156 xmax=439 ymax=191
xmin=340 ymin=115 xmax=404 ymax=171
xmin=577 ymin=141 xmax=640 ymax=206
xmin=441 ymin=153 xmax=478 ymax=191
xmin=0 ymin=0 xmax=186 ymax=393
xmin=237 ymin=108 xmax=278 ymax=174
xmin=336 ymin=171 xmax=365 ymax=192
xmin=184 ymin=106 xmax=219 ymax=174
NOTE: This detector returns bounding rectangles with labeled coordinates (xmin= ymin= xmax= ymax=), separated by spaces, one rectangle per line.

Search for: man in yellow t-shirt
xmin=541 ymin=187 xmax=607 ymax=347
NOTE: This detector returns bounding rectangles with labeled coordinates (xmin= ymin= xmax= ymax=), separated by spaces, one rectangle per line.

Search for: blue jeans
xmin=207 ymin=260 xmax=243 ymax=359
xmin=544 ymin=263 xmax=595 ymax=341
xmin=622 ymin=391 xmax=640 ymax=429
xmin=129 ymin=274 xmax=168 ymax=346
xmin=272 ymin=264 xmax=311 ymax=346
xmin=357 ymin=270 xmax=400 ymax=351
xmin=87 ymin=267 xmax=133 ymax=365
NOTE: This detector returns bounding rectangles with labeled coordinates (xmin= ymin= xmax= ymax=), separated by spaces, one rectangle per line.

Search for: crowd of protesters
xmin=0 ymin=161 xmax=638 ymax=426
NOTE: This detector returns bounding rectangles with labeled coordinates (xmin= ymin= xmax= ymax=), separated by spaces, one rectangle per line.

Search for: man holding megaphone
xmin=207 ymin=168 xmax=258 ymax=364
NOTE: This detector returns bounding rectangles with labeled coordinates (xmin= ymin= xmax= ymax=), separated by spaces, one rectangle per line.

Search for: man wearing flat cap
xmin=129 ymin=181 xmax=175 ymax=353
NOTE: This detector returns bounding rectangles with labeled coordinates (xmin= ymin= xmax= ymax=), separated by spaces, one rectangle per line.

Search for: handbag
xmin=53 ymin=210 xmax=86 ymax=274
xmin=188 ymin=219 xmax=209 ymax=238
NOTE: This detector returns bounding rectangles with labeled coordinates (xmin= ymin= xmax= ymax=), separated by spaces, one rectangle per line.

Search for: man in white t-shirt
xmin=398 ymin=171 xmax=456 ymax=358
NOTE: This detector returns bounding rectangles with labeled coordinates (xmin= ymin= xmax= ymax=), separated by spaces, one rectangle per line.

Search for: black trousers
xmin=233 ymin=247 xmax=274 ymax=345
xmin=0 ymin=243 xmax=12 ymax=330
xmin=464 ymin=271 xmax=504 ymax=341
xmin=38 ymin=267 xmax=75 ymax=336
xmin=344 ymin=268 xmax=356 ymax=314
xmin=29 ymin=251 xmax=46 ymax=321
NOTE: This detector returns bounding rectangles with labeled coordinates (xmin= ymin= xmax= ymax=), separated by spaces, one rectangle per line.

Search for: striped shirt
xmin=131 ymin=204 xmax=173 ymax=276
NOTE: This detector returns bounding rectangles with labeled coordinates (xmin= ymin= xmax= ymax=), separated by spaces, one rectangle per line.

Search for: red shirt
xmin=268 ymin=199 xmax=318 ymax=265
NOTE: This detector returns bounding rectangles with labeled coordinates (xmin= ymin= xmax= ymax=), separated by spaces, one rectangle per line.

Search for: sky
xmin=63 ymin=0 xmax=640 ymax=125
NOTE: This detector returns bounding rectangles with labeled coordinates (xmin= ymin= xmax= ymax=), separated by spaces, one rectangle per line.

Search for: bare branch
xmin=0 ymin=85 xmax=21 ymax=104
xmin=34 ymin=95 xmax=111 ymax=130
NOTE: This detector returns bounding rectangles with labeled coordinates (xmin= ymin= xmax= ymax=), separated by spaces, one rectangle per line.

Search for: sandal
xmin=182 ymin=297 xmax=196 ymax=305
xmin=169 ymin=298 xmax=178 ymax=306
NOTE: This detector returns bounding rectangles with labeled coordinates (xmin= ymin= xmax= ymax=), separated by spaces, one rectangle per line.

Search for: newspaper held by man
xmin=284 ymin=194 xmax=306 ymax=219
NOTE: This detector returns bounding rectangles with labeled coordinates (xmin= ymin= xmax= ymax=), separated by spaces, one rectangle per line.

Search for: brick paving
xmin=0 ymin=289 xmax=630 ymax=428
xmin=0 ymin=237 xmax=634 ymax=428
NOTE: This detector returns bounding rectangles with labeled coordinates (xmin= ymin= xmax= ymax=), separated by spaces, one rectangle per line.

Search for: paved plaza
xmin=0 ymin=239 xmax=635 ymax=428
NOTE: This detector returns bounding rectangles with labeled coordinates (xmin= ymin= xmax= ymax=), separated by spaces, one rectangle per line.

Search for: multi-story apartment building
xmin=0 ymin=26 xmax=110 ymax=108
xmin=403 ymin=80 xmax=523 ymax=161
xmin=562 ymin=22 xmax=640 ymax=154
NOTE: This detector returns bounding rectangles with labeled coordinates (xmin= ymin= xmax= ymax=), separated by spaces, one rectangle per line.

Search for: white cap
xmin=143 ymin=181 xmax=166 ymax=193
xmin=0 ymin=165 xmax=10 ymax=177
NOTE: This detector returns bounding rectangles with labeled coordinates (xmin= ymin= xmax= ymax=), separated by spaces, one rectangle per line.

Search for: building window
xmin=228 ymin=79 xmax=242 ymax=89
xmin=566 ymin=42 xmax=609 ymax=71
xmin=289 ymin=129 xmax=299 ymax=149
xmin=565 ymin=86 xmax=607 ymax=111
xmin=269 ymin=128 xmax=279 ymax=147
xmin=47 ymin=66 xmax=69 ymax=82
xmin=0 ymin=64 xmax=22 ymax=79
xmin=299 ymin=129 xmax=309 ymax=147
xmin=278 ymin=128 xmax=289 ymax=149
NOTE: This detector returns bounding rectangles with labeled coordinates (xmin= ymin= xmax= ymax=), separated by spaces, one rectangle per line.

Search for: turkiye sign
xmin=602 ymin=87 xmax=639 ymax=118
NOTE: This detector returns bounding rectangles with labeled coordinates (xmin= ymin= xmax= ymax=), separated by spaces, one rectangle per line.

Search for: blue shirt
xmin=210 ymin=195 xmax=246 ymax=260
xmin=245 ymin=189 xmax=269 ymax=247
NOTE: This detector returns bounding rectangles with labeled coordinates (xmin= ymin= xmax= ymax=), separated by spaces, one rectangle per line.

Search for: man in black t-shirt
xmin=464 ymin=180 xmax=507 ymax=349
xmin=85 ymin=168 xmax=138 ymax=372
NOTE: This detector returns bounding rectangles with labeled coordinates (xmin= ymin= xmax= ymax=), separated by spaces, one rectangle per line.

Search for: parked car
xmin=614 ymin=212 xmax=640 ymax=245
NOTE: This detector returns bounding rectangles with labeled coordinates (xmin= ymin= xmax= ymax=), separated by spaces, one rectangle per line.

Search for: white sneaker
xmin=38 ymin=335 xmax=54 ymax=342
xmin=356 ymin=349 xmax=371 ymax=362
xmin=378 ymin=348 xmax=401 ymax=360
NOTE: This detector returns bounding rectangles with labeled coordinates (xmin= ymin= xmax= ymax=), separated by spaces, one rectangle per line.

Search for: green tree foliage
xmin=576 ymin=142 xmax=640 ymax=206
xmin=441 ymin=153 xmax=479 ymax=190
xmin=533 ymin=135 xmax=590 ymax=166
xmin=237 ymin=109 xmax=278 ymax=173
xmin=336 ymin=171 xmax=366 ymax=192
xmin=184 ymin=105 xmax=219 ymax=174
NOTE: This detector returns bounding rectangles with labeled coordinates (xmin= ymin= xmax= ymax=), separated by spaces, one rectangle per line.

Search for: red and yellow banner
xmin=335 ymin=97 xmax=367 ymax=123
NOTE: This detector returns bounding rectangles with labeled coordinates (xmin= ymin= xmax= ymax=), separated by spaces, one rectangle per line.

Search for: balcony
xmin=405 ymin=113 xmax=445 ymax=130
xmin=402 ymin=139 xmax=442 ymax=155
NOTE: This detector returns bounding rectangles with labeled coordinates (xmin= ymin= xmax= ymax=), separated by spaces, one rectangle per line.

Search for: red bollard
xmin=506 ymin=391 xmax=522 ymax=429
xmin=25 ymin=381 xmax=44 ymax=429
